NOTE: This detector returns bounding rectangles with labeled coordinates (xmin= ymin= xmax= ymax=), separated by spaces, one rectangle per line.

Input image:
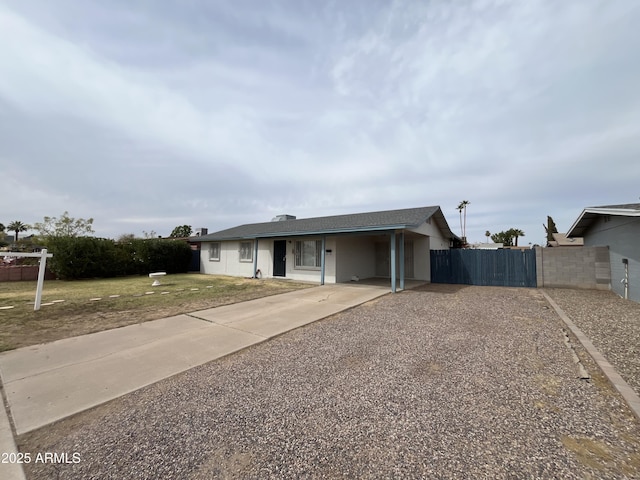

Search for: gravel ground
xmin=19 ymin=285 xmax=640 ymax=479
xmin=544 ymin=288 xmax=640 ymax=395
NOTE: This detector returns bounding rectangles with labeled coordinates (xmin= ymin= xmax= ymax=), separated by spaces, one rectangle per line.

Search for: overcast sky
xmin=1 ymin=0 xmax=639 ymax=246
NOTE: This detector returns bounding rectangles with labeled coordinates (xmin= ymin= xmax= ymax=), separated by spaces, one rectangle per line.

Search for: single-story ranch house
xmin=193 ymin=206 xmax=459 ymax=292
xmin=567 ymin=203 xmax=640 ymax=302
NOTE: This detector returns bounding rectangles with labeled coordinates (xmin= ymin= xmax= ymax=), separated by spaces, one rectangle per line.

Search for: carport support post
xmin=320 ymin=235 xmax=326 ymax=285
xmin=399 ymin=231 xmax=405 ymax=291
xmin=252 ymin=239 xmax=259 ymax=278
xmin=390 ymin=232 xmax=397 ymax=293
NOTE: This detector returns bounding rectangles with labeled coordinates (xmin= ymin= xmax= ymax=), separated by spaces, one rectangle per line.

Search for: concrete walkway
xmin=0 ymin=284 xmax=387 ymax=447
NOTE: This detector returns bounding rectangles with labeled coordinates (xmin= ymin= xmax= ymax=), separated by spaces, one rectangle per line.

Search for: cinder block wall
xmin=535 ymin=246 xmax=610 ymax=290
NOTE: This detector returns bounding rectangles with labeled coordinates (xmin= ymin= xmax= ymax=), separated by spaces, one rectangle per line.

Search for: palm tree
xmin=7 ymin=220 xmax=29 ymax=242
xmin=509 ymin=228 xmax=525 ymax=246
xmin=485 ymin=230 xmax=491 ymax=243
xmin=457 ymin=200 xmax=470 ymax=242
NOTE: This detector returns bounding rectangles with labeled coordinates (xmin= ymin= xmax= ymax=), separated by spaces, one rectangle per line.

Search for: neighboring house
xmin=547 ymin=232 xmax=584 ymax=247
xmin=193 ymin=206 xmax=459 ymax=292
xmin=567 ymin=203 xmax=640 ymax=302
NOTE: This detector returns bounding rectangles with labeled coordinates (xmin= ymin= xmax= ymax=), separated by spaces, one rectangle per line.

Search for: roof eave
xmin=567 ymin=207 xmax=640 ymax=237
xmin=198 ymin=224 xmax=417 ymax=242
xmin=566 ymin=209 xmax=589 ymax=238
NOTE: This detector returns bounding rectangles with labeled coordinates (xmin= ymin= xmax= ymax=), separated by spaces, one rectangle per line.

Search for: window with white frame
xmin=294 ymin=240 xmax=322 ymax=269
xmin=208 ymin=242 xmax=220 ymax=261
xmin=239 ymin=241 xmax=253 ymax=262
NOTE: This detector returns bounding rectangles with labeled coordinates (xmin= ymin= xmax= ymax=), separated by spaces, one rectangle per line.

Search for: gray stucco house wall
xmin=567 ymin=204 xmax=640 ymax=302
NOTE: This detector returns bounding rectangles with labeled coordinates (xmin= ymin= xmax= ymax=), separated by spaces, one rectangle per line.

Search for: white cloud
xmin=1 ymin=0 xmax=639 ymax=242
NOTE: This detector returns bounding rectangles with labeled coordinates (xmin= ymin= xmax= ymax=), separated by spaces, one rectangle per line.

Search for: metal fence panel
xmin=430 ymin=249 xmax=536 ymax=287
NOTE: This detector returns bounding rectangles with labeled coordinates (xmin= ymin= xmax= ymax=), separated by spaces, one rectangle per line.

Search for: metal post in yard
xmin=399 ymin=231 xmax=405 ymax=291
xmin=35 ymin=249 xmax=49 ymax=311
xmin=320 ymin=236 xmax=326 ymax=285
xmin=1 ymin=250 xmax=53 ymax=311
xmin=390 ymin=231 xmax=396 ymax=293
xmin=253 ymin=239 xmax=259 ymax=278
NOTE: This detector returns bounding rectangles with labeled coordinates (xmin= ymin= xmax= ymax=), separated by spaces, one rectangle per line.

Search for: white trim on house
xmin=567 ymin=205 xmax=640 ymax=238
xmin=195 ymin=206 xmax=458 ymax=291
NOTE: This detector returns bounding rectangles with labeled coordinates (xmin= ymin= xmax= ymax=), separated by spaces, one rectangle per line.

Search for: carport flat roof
xmin=193 ymin=206 xmax=457 ymax=241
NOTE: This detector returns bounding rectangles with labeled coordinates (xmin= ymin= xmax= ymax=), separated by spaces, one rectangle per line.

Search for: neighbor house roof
xmin=547 ymin=232 xmax=584 ymax=247
xmin=194 ymin=206 xmax=457 ymax=241
xmin=567 ymin=203 xmax=640 ymax=237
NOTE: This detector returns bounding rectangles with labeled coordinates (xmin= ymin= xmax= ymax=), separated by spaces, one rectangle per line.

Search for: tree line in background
xmin=1 ymin=212 xmax=192 ymax=280
xmin=0 ymin=220 xmax=30 ymax=242
xmin=1 ymin=213 xmax=195 ymax=243
xmin=489 ymin=228 xmax=526 ymax=247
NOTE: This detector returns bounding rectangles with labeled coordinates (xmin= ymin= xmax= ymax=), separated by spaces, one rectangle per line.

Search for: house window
xmin=295 ymin=240 xmax=322 ymax=269
xmin=208 ymin=242 xmax=220 ymax=262
xmin=239 ymin=241 xmax=253 ymax=262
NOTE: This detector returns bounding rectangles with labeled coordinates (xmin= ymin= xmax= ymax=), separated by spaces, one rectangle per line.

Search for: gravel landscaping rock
xmin=19 ymin=285 xmax=640 ymax=479
xmin=544 ymin=288 xmax=640 ymax=396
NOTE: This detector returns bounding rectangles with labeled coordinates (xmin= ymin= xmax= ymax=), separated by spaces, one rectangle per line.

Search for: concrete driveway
xmin=14 ymin=284 xmax=640 ymax=480
xmin=0 ymin=283 xmax=389 ymax=436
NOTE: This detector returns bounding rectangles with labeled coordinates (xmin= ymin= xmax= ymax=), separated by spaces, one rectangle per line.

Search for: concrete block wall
xmin=535 ymin=246 xmax=610 ymax=290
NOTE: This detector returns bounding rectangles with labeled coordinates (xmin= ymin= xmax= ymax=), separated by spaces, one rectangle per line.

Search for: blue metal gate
xmin=430 ymin=249 xmax=537 ymax=287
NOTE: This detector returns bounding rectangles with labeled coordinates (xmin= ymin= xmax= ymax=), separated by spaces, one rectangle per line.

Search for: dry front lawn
xmin=0 ymin=274 xmax=311 ymax=352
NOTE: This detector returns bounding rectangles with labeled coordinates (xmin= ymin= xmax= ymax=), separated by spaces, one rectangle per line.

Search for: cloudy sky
xmin=1 ymin=0 xmax=639 ymax=245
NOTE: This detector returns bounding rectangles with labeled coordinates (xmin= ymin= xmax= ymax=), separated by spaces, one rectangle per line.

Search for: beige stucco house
xmin=192 ymin=206 xmax=459 ymax=292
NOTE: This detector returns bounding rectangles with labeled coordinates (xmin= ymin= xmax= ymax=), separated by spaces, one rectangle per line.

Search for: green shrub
xmin=147 ymin=239 xmax=193 ymax=274
xmin=46 ymin=237 xmax=192 ymax=279
xmin=46 ymin=237 xmax=120 ymax=279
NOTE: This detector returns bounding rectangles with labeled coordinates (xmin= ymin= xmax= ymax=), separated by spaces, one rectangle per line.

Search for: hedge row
xmin=46 ymin=237 xmax=193 ymax=279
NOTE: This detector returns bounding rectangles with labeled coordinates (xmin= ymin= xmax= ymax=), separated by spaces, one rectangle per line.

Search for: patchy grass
xmin=562 ymin=427 xmax=640 ymax=476
xmin=0 ymin=274 xmax=312 ymax=352
xmin=561 ymin=435 xmax=613 ymax=472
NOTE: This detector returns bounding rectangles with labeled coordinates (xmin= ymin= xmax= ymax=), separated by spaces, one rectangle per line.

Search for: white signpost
xmin=2 ymin=249 xmax=53 ymax=311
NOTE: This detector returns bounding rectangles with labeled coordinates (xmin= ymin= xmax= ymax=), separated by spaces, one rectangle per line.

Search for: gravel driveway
xmin=544 ymin=288 xmax=640 ymax=395
xmin=19 ymin=285 xmax=640 ymax=479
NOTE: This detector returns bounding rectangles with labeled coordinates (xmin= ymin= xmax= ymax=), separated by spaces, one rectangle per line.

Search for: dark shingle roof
xmin=194 ymin=206 xmax=455 ymax=241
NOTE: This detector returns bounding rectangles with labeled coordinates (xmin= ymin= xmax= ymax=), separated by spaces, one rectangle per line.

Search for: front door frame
xmin=273 ymin=240 xmax=287 ymax=277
